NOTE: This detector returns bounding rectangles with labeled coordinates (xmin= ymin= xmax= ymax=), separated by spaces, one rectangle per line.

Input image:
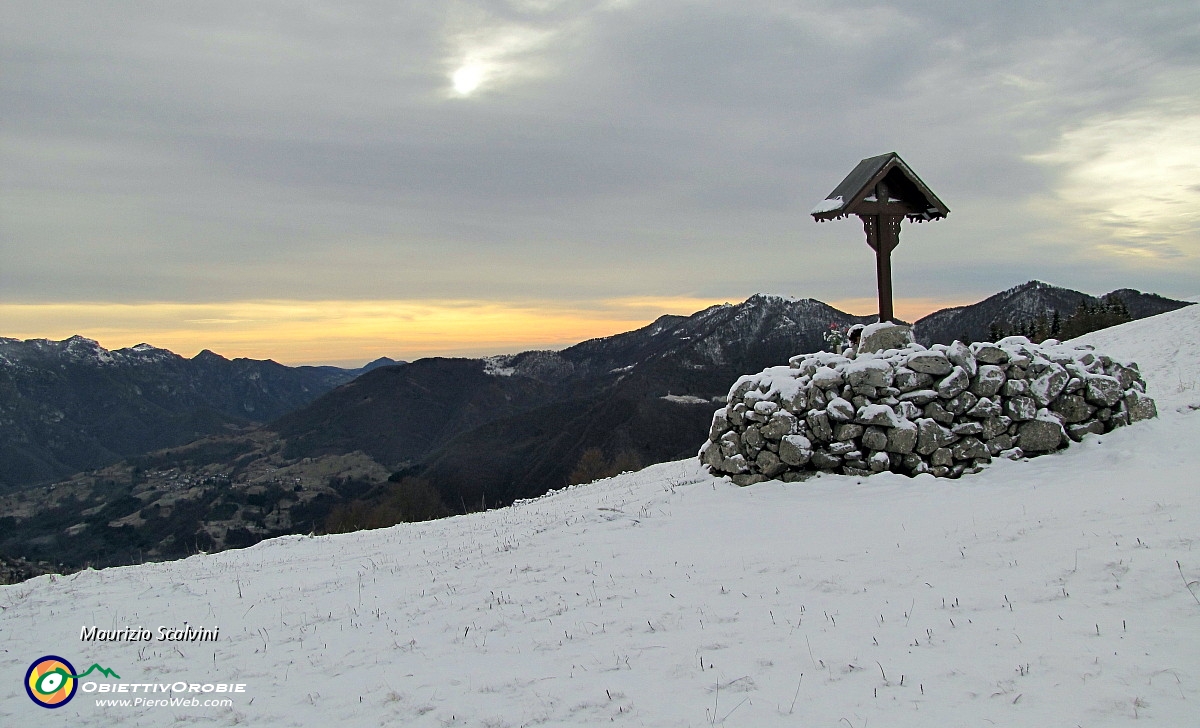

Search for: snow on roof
xmin=809 ymin=196 xmax=844 ymax=214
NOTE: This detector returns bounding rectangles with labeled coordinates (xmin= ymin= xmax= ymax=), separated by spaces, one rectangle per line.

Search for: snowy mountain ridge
xmin=2 ymin=302 xmax=1198 ymax=726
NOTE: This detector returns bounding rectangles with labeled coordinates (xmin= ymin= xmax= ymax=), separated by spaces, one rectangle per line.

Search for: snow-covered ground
xmin=3 ymin=305 xmax=1199 ymax=726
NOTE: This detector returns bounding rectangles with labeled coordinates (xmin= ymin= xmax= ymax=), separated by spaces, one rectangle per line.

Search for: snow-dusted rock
xmin=701 ymin=335 xmax=1156 ymax=481
xmin=857 ymin=322 xmax=913 ymax=353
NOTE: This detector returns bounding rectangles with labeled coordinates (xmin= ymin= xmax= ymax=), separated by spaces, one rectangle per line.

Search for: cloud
xmin=1028 ymin=95 xmax=1200 ymax=262
xmin=2 ymin=0 xmax=1198 ymax=360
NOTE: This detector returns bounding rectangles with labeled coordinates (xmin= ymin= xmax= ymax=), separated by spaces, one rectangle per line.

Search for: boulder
xmin=862 ymin=426 xmax=888 ymax=451
xmin=906 ymin=351 xmax=953 ymax=376
xmin=937 ymin=366 xmax=970 ymax=399
xmin=1124 ymin=391 xmax=1158 ymax=422
xmin=916 ymin=418 xmax=959 ymax=456
xmin=945 ymin=341 xmax=978 ymax=377
xmin=970 ymin=365 xmax=1006 ymax=397
xmin=858 ymin=322 xmax=914 ymax=353
xmin=1084 ymin=375 xmax=1123 ymax=407
xmin=885 ymin=420 xmax=919 ymax=454
xmin=1051 ymin=394 xmax=1094 ymax=424
xmin=825 ymin=397 xmax=856 ymax=422
xmin=1018 ymin=418 xmax=1065 ymax=452
xmin=778 ymin=435 xmax=813 ymax=466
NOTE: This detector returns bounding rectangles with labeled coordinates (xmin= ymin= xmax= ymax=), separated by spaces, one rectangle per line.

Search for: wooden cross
xmin=811 ymin=153 xmax=948 ymax=323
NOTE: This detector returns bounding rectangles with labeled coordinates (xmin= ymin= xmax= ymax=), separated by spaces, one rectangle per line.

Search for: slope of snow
xmin=3 ymin=306 xmax=1200 ymax=726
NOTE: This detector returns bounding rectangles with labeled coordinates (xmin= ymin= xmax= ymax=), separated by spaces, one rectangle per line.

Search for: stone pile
xmin=699 ymin=323 xmax=1157 ymax=485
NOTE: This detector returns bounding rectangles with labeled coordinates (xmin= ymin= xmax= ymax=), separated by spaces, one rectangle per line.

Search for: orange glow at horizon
xmin=827 ymin=296 xmax=974 ymax=324
xmin=1 ymin=296 xmax=971 ymax=366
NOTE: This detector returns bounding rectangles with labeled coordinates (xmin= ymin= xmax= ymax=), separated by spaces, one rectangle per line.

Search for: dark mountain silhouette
xmin=0 ymin=337 xmax=392 ymax=490
xmin=911 ymin=281 xmax=1190 ymax=344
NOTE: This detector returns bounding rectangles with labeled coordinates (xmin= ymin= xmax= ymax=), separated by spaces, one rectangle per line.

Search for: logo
xmin=25 ymin=656 xmax=121 ymax=709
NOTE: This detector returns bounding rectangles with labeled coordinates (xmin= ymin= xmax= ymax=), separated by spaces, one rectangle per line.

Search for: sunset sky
xmin=3 ymin=2 xmax=1197 ymax=366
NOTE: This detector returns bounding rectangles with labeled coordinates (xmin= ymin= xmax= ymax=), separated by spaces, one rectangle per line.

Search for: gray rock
xmin=846 ymin=359 xmax=894 ymax=389
xmin=828 ymin=441 xmax=857 ymax=456
xmin=1018 ymin=418 xmax=1065 ymax=452
xmin=971 ymin=343 xmax=1009 ymax=364
xmin=985 ymin=434 xmax=1014 ymax=455
xmin=894 ymin=367 xmax=933 ymax=392
xmin=834 ymin=423 xmax=864 ymax=441
xmin=1000 ymin=447 xmax=1024 ymax=461
xmin=1064 ymin=376 xmax=1084 ymax=394
xmin=896 ymin=401 xmax=923 ymax=421
xmin=966 ymin=397 xmax=1002 ymax=418
xmin=723 ymin=453 xmax=750 ymax=473
xmin=856 ymin=404 xmax=902 ymax=427
xmin=744 ymin=409 xmax=767 ymax=424
xmin=917 ymin=418 xmax=959 ymax=455
xmin=1002 ymin=378 xmax=1030 ymax=397
xmin=728 ymin=379 xmax=756 ymax=402
xmin=778 ymin=435 xmax=813 ymax=466
xmin=731 ymin=473 xmax=767 ymax=486
xmin=742 ymin=426 xmax=765 ymax=454
xmin=946 ymin=341 xmax=978 ymax=377
xmin=752 ymin=400 xmax=779 ymax=416
xmin=1007 ymin=365 xmax=1027 ymax=380
xmin=755 ymin=449 xmax=787 ymax=477
xmin=970 ymin=365 xmax=1006 ymax=397
xmin=718 ymin=431 xmax=741 ymax=458
xmin=1052 ymin=394 xmax=1095 ymax=424
xmin=899 ymin=389 xmax=939 ymax=406
xmin=944 ymin=391 xmax=978 ymax=415
xmin=1084 ymin=375 xmax=1123 ymax=407
xmin=852 ymin=385 xmax=879 ymax=398
xmin=885 ymin=421 xmax=918 ymax=454
xmin=862 ymin=426 xmax=888 ymax=451
xmin=951 ymin=421 xmax=984 ymax=436
xmin=811 ymin=367 xmax=844 ymax=390
xmin=761 ymin=410 xmax=798 ymax=439
xmin=781 ymin=471 xmax=814 ymax=483
xmin=700 ymin=440 xmax=723 ymax=469
xmin=923 ymin=401 xmax=955 ymax=425
xmin=906 ymin=351 xmax=953 ymax=376
xmin=981 ymin=416 xmax=1011 ymax=440
xmin=806 ymin=410 xmax=834 ymax=442
xmin=858 ymin=323 xmax=913 ymax=353
xmin=783 ymin=388 xmax=808 ymax=412
xmin=952 ymin=436 xmax=988 ymax=461
xmin=1108 ymin=363 xmax=1141 ymax=390
xmin=825 ymin=396 xmax=855 ymax=422
xmin=1031 ymin=363 xmax=1069 ymax=406
xmin=842 ymin=465 xmax=873 ymax=476
xmin=709 ymin=409 xmax=732 ymax=440
xmin=937 ymin=366 xmax=970 ymax=399
xmin=810 ymin=451 xmax=842 ymax=470
xmin=1124 ymin=391 xmax=1158 ymax=422
xmin=868 ymin=450 xmax=891 ymax=472
xmin=1067 ymin=420 xmax=1105 ymax=441
xmin=728 ymin=403 xmax=746 ymax=427
xmin=931 ymin=447 xmax=953 ymax=467
xmin=1005 ymin=396 xmax=1037 ymax=421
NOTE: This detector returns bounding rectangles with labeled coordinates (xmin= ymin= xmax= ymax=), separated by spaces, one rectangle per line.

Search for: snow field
xmin=1 ymin=303 xmax=1198 ymax=726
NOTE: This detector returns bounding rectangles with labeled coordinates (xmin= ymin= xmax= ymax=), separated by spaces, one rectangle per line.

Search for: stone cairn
xmin=699 ymin=322 xmax=1157 ymax=485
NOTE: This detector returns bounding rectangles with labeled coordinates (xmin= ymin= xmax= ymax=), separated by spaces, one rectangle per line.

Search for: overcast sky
xmin=2 ymin=1 xmax=1198 ymax=365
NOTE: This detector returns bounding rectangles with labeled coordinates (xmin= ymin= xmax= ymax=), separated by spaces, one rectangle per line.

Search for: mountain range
xmin=0 ymin=335 xmax=397 ymax=490
xmin=0 ymin=281 xmax=1190 ymax=571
